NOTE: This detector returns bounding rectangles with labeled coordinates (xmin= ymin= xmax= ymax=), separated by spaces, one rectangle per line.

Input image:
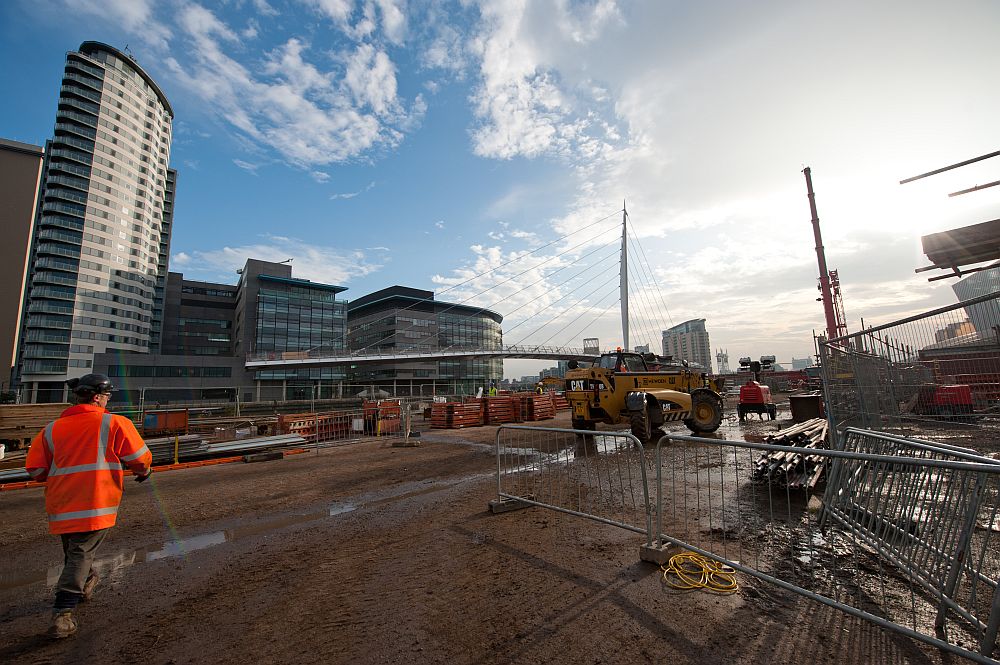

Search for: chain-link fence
xmin=819 ymin=290 xmax=1000 ymax=450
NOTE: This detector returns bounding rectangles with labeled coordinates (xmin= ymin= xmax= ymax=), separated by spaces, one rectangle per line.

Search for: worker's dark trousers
xmin=54 ymin=528 xmax=109 ymax=611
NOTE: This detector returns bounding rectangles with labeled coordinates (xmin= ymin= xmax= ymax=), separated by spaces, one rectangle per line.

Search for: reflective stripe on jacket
xmin=25 ymin=404 xmax=152 ymax=535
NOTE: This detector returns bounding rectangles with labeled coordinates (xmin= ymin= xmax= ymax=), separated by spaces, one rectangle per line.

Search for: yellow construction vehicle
xmin=564 ymin=349 xmax=724 ymax=441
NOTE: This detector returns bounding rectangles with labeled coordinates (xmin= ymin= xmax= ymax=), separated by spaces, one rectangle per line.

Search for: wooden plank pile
xmin=483 ymin=396 xmax=518 ymax=424
xmin=519 ymin=393 xmax=555 ymax=421
xmin=0 ymin=404 xmax=71 ymax=443
xmin=751 ymin=418 xmax=829 ymax=490
xmin=430 ymin=401 xmax=483 ymax=429
xmin=552 ymin=393 xmax=570 ymax=411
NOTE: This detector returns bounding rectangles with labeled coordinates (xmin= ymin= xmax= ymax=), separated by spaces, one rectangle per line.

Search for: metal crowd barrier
xmin=649 ymin=431 xmax=1000 ymax=663
xmin=491 ymin=425 xmax=1000 ymax=662
xmin=492 ymin=425 xmax=650 ymax=541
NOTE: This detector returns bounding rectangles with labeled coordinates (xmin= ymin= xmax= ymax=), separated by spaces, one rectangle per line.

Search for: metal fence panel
xmin=654 ymin=432 xmax=1000 ymax=662
xmin=820 ymin=290 xmax=1000 ymax=448
xmin=494 ymin=425 xmax=651 ymax=539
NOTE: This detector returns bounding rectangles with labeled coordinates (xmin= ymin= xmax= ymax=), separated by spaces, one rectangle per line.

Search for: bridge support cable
xmin=531 ymin=290 xmax=622 ymax=349
xmin=357 ymin=238 xmax=618 ymax=358
xmin=349 ymin=209 xmax=624 ymax=356
xmin=630 ymin=231 xmax=674 ymax=330
xmin=428 ymin=227 xmax=622 ymax=339
xmin=507 ymin=273 xmax=622 ymax=346
xmin=439 ymin=245 xmax=621 ymax=354
xmin=624 ymin=273 xmax=663 ymax=352
xmin=625 ymin=234 xmax=672 ymax=351
xmin=624 ymin=247 xmax=664 ymax=350
xmin=626 ymin=234 xmax=671 ymax=328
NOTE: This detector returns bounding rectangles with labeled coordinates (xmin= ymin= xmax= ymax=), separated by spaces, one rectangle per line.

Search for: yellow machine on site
xmin=564 ymin=348 xmax=724 ymax=441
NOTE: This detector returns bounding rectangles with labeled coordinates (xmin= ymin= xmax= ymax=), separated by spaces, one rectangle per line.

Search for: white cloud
xmin=435 ymin=220 xmax=445 ymax=229
xmin=466 ymin=0 xmax=626 ymax=161
xmin=374 ymin=0 xmax=407 ymax=45
xmin=173 ymin=235 xmax=386 ymax=285
xmin=59 ymin=0 xmax=171 ymax=50
xmin=161 ymin=6 xmax=423 ymax=169
xmin=311 ymin=171 xmax=331 ymax=182
xmin=344 ymin=43 xmax=399 ymax=116
xmin=242 ymin=19 xmax=260 ymax=39
xmin=233 ymin=159 xmax=261 ymax=173
xmin=330 ymin=181 xmax=375 ymax=199
xmin=252 ymin=0 xmax=279 ymax=17
xmin=301 ymin=0 xmax=352 ymax=23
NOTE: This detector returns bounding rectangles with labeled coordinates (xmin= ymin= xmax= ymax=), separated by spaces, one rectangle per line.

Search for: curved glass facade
xmin=20 ymin=42 xmax=174 ymax=389
xmin=347 ymin=288 xmax=504 ymax=391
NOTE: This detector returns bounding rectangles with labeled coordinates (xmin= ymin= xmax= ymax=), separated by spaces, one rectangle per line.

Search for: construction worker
xmin=536 ymin=382 xmax=545 ymax=394
xmin=488 ymin=381 xmax=498 ymax=397
xmin=25 ymin=373 xmax=152 ymax=639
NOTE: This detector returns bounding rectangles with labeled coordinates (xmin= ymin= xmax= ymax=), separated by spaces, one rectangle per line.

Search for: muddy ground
xmin=0 ymin=403 xmax=989 ymax=664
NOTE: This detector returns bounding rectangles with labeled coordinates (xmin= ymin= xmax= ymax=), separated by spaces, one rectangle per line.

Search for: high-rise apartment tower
xmin=17 ymin=42 xmax=174 ymax=401
xmin=662 ymin=319 xmax=712 ymax=373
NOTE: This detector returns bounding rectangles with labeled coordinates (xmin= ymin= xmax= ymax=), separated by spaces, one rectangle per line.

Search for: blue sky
xmin=2 ymin=0 xmax=999 ymax=378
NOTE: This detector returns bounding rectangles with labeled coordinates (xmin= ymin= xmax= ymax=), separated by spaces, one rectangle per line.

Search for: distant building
xmin=934 ymin=320 xmax=976 ymax=344
xmin=583 ymin=337 xmax=600 ymax=355
xmin=0 ymin=139 xmax=44 ymax=386
xmin=791 ymin=356 xmax=814 ymax=370
xmin=92 ymin=258 xmax=348 ymax=404
xmin=953 ymin=267 xmax=1000 ymax=339
xmin=346 ymin=286 xmax=503 ymax=394
xmin=633 ymin=344 xmax=649 ymax=353
xmin=715 ymin=348 xmax=731 ymax=374
xmin=662 ymin=319 xmax=712 ymax=372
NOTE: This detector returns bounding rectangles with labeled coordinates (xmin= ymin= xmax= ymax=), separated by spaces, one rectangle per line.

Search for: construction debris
xmin=751 ymin=418 xmax=829 ymax=490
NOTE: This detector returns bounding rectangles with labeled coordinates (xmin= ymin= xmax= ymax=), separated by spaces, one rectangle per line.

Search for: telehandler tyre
xmin=685 ymin=391 xmax=723 ymax=433
xmin=630 ymin=405 xmax=656 ymax=442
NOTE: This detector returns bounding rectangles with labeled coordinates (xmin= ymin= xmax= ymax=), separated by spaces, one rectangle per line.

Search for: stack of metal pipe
xmin=751 ymin=418 xmax=829 ymax=490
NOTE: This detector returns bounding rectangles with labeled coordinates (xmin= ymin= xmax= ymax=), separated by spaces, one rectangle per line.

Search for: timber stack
xmin=751 ymin=418 xmax=829 ymax=490
xmin=0 ymin=403 xmax=71 ymax=447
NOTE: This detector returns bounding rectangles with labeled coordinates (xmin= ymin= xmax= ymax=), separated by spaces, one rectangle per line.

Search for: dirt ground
xmin=0 ymin=407 xmax=987 ymax=665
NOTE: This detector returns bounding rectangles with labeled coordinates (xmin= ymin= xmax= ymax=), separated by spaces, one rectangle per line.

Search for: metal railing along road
xmin=246 ymin=344 xmax=599 ymax=367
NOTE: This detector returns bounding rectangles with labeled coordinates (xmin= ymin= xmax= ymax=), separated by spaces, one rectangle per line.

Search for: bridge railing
xmin=245 ymin=344 xmax=596 ymax=363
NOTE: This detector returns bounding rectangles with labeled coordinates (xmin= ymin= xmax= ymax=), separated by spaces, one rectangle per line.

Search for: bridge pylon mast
xmin=620 ymin=202 xmax=629 ymax=350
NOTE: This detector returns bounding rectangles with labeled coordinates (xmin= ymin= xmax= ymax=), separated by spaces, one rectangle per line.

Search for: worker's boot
xmin=49 ymin=610 xmax=77 ymax=639
xmin=81 ymin=573 xmax=99 ymax=601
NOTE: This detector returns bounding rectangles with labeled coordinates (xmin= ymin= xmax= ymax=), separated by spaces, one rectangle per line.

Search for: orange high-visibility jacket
xmin=25 ymin=404 xmax=152 ymax=535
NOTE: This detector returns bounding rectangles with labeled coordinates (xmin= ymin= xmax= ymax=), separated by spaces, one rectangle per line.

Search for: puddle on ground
xmin=1 ymin=501 xmax=358 ymax=594
xmin=3 ymin=472 xmax=491 ymax=596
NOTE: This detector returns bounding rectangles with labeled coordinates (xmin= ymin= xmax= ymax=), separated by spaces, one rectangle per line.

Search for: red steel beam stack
xmin=430 ymin=401 xmax=483 ymax=429
xmin=520 ymin=393 xmax=555 ymax=421
xmin=278 ymin=412 xmax=352 ymax=442
xmin=482 ymin=396 xmax=517 ymax=424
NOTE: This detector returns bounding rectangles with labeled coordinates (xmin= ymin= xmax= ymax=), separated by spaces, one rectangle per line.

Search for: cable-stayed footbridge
xmin=245 ymin=204 xmax=675 ymax=371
